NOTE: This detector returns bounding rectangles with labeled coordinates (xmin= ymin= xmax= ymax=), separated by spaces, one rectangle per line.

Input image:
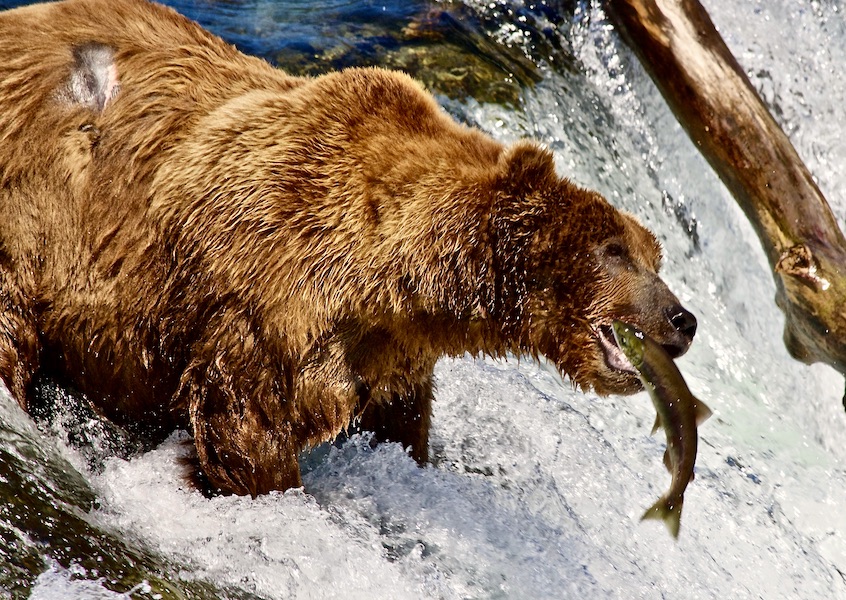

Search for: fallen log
xmin=604 ymin=0 xmax=846 ymax=380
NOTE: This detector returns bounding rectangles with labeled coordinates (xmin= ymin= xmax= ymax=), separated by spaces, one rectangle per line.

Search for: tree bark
xmin=605 ymin=0 xmax=846 ymax=377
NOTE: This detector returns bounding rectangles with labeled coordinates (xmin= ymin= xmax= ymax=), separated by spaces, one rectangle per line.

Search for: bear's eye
xmin=604 ymin=241 xmax=626 ymax=258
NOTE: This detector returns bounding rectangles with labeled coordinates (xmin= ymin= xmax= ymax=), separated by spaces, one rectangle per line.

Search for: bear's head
xmin=577 ymin=209 xmax=696 ymax=395
xmin=497 ymin=143 xmax=697 ymax=395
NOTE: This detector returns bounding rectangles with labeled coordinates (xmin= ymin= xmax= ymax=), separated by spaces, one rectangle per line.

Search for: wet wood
xmin=605 ymin=0 xmax=846 ymax=376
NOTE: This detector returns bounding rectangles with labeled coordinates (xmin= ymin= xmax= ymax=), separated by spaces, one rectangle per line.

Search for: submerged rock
xmin=271 ymin=3 xmax=543 ymax=105
xmin=0 ymin=388 xmax=259 ymax=599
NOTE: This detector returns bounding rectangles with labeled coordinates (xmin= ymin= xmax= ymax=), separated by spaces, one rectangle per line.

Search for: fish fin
xmin=662 ymin=448 xmax=672 ymax=473
xmin=650 ymin=413 xmax=662 ymax=436
xmin=694 ymin=398 xmax=713 ymax=426
xmin=641 ymin=496 xmax=683 ymax=539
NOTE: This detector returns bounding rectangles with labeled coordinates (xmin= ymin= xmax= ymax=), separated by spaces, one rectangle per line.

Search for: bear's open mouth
xmin=596 ymin=324 xmax=638 ymax=374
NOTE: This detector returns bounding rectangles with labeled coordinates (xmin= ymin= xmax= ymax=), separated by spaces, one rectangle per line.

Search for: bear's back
xmin=0 ymin=0 xmax=301 ymax=266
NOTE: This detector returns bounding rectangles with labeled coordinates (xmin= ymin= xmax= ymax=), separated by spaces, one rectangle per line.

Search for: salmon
xmin=611 ymin=320 xmax=712 ymax=538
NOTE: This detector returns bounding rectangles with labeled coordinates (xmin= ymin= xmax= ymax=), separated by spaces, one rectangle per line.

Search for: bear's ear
xmin=59 ymin=43 xmax=120 ymax=112
xmin=499 ymin=140 xmax=557 ymax=195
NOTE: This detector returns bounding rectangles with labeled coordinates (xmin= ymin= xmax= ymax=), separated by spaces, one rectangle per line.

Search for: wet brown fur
xmin=0 ymin=0 xmax=692 ymax=496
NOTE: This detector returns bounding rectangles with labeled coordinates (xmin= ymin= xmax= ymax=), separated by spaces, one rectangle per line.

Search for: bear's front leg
xmin=0 ymin=270 xmax=40 ymax=410
xmin=358 ymin=372 xmax=434 ymax=465
xmin=186 ymin=378 xmax=302 ymax=497
xmin=178 ymin=333 xmax=303 ymax=496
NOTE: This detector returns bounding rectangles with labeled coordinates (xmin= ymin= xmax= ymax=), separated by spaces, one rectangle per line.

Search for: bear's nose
xmin=666 ymin=305 xmax=697 ymax=342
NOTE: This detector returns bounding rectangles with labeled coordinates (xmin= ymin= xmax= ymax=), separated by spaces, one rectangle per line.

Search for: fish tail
xmin=641 ymin=495 xmax=683 ymax=539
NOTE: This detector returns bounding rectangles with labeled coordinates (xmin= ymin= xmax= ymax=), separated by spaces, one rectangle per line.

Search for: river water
xmin=3 ymin=0 xmax=846 ymax=598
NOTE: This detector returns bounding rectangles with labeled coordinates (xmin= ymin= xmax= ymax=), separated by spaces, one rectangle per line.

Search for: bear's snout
xmin=662 ymin=304 xmax=697 ymax=358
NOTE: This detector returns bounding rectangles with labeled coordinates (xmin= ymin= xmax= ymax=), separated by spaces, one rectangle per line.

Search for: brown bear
xmin=0 ymin=0 xmax=696 ymax=496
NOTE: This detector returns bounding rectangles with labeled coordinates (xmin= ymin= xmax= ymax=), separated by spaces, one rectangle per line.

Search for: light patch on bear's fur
xmin=59 ymin=42 xmax=119 ymax=111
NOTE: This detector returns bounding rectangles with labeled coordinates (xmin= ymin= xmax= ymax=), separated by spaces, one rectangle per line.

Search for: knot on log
xmin=775 ymin=244 xmax=831 ymax=292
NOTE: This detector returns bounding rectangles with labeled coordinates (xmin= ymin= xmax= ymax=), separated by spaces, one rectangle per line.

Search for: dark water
xmin=161 ymin=0 xmax=571 ymax=97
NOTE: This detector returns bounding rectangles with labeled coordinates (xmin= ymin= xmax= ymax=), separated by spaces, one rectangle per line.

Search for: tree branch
xmin=605 ymin=0 xmax=846 ymax=377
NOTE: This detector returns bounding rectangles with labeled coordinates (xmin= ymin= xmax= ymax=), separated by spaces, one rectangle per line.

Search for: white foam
xmin=29 ymin=562 xmax=149 ymax=600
